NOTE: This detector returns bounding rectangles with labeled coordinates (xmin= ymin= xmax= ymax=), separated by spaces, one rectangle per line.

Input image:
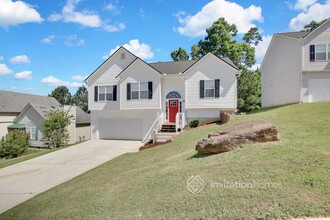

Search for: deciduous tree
xmin=49 ymin=86 xmax=72 ymax=105
xmin=72 ymin=85 xmax=88 ymax=112
xmin=170 ymin=47 xmax=189 ymax=61
xmin=42 ymin=109 xmax=74 ymax=148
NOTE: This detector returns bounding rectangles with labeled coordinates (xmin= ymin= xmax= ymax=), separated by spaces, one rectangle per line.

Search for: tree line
xmin=49 ymin=85 xmax=88 ymax=113
xmin=170 ymin=18 xmax=324 ymax=112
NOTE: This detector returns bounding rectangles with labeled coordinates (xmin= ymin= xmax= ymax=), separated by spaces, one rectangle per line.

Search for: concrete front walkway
xmin=0 ymin=139 xmax=141 ymax=214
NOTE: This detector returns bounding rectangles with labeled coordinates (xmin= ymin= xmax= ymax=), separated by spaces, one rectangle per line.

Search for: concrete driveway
xmin=0 ymin=139 xmax=141 ymax=214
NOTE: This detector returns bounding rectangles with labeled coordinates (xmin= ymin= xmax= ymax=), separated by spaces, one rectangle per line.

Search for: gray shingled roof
xmin=149 ymin=60 xmax=197 ymax=75
xmin=149 ymin=56 xmax=239 ymax=75
xmin=0 ymin=90 xmax=61 ymax=113
xmin=276 ymin=31 xmax=310 ymax=39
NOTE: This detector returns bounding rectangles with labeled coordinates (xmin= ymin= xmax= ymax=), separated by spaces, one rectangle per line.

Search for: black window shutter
xmin=127 ymin=83 xmax=131 ymax=100
xmin=310 ymin=45 xmax=315 ymax=62
xmin=215 ymin=79 xmax=220 ymax=98
xmin=148 ymin=81 xmax=153 ymax=99
xmin=113 ymin=85 xmax=117 ymax=101
xmin=94 ymin=86 xmax=98 ymax=102
xmin=200 ymin=80 xmax=205 ymax=98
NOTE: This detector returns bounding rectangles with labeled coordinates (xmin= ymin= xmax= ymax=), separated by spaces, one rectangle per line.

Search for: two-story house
xmin=261 ymin=18 xmax=330 ymax=107
xmin=85 ymin=47 xmax=239 ymax=142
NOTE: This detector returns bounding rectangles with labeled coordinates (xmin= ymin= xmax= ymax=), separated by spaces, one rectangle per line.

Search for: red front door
xmin=169 ymin=100 xmax=179 ymax=123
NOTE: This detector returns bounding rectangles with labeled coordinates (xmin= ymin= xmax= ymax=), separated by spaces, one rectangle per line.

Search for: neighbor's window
xmin=328 ymin=44 xmax=330 ymax=60
xmin=205 ymin=80 xmax=215 ymax=98
xmin=27 ymin=121 xmax=37 ymax=140
xmin=315 ymin=44 xmax=327 ymax=61
xmin=131 ymin=83 xmax=139 ymax=100
xmin=98 ymin=86 xmax=113 ymax=101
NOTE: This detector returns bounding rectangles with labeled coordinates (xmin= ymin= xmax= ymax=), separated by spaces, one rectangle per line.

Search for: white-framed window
xmin=27 ymin=121 xmax=37 ymax=140
xmin=315 ymin=44 xmax=327 ymax=61
xmin=205 ymin=80 xmax=215 ymax=98
xmin=131 ymin=83 xmax=139 ymax=100
xmin=98 ymin=85 xmax=113 ymax=101
xmin=131 ymin=82 xmax=148 ymax=100
xmin=140 ymin=82 xmax=148 ymax=99
xmin=170 ymin=100 xmax=177 ymax=107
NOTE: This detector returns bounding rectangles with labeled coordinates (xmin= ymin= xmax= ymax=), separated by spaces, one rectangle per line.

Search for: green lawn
xmin=0 ymin=142 xmax=85 ymax=169
xmin=0 ymin=149 xmax=50 ymax=169
xmin=2 ymin=103 xmax=330 ymax=219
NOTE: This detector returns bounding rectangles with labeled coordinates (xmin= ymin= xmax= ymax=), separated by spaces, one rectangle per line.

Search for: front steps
xmin=154 ymin=124 xmax=177 ymax=142
xmin=160 ymin=124 xmax=176 ymax=133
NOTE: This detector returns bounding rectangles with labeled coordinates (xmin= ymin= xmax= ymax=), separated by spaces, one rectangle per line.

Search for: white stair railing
xmin=175 ymin=112 xmax=186 ymax=132
xmin=142 ymin=112 xmax=164 ymax=143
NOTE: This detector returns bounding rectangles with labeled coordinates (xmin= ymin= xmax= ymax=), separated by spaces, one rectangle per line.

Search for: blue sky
xmin=0 ymin=0 xmax=329 ymax=95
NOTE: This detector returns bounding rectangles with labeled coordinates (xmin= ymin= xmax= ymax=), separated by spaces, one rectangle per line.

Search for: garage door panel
xmin=98 ymin=118 xmax=143 ymax=140
xmin=309 ymin=79 xmax=330 ymax=102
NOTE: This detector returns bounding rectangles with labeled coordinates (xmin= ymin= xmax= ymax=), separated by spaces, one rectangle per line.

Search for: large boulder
xmin=196 ymin=120 xmax=279 ymax=154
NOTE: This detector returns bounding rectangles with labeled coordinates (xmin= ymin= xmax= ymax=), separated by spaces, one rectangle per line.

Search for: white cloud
xmin=49 ymin=0 xmax=125 ymax=32
xmin=14 ymin=70 xmax=32 ymax=80
xmin=289 ymin=1 xmax=330 ymax=31
xmin=9 ymin=55 xmax=31 ymax=64
xmin=71 ymin=75 xmax=87 ymax=81
xmin=0 ymin=64 xmax=12 ymax=76
xmin=293 ymin=0 xmax=317 ymax=11
xmin=64 ymin=35 xmax=85 ymax=47
xmin=174 ymin=0 xmax=263 ymax=37
xmin=254 ymin=35 xmax=272 ymax=63
xmin=24 ymin=87 xmax=37 ymax=92
xmin=104 ymin=3 xmax=121 ymax=14
xmin=104 ymin=23 xmax=125 ymax=32
xmin=0 ymin=56 xmax=4 ymax=62
xmin=103 ymin=39 xmax=154 ymax=60
xmin=42 ymin=35 xmax=56 ymax=44
xmin=0 ymin=0 xmax=42 ymax=28
xmin=8 ymin=86 xmax=17 ymax=90
xmin=139 ymin=9 xmax=145 ymax=18
xmin=41 ymin=76 xmax=83 ymax=88
xmin=48 ymin=0 xmax=102 ymax=27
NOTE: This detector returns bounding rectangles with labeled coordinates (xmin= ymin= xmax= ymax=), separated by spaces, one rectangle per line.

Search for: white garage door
xmin=309 ymin=79 xmax=330 ymax=102
xmin=98 ymin=118 xmax=143 ymax=140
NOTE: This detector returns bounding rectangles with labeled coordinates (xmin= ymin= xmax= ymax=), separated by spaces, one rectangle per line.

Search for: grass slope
xmin=2 ymin=103 xmax=330 ymax=219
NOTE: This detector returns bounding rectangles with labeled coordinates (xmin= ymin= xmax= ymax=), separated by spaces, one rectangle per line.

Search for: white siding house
xmin=86 ymin=47 xmax=240 ymax=142
xmin=261 ymin=18 xmax=330 ymax=107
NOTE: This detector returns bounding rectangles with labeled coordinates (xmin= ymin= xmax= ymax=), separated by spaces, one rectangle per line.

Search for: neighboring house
xmin=0 ymin=90 xmax=91 ymax=147
xmin=85 ymin=47 xmax=240 ymax=142
xmin=261 ymin=18 xmax=330 ymax=107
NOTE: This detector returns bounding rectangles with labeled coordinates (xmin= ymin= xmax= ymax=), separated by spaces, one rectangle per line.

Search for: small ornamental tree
xmin=42 ymin=109 xmax=74 ymax=148
xmin=0 ymin=130 xmax=29 ymax=158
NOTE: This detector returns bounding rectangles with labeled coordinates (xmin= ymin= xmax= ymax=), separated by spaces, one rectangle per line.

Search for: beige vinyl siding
xmin=0 ymin=114 xmax=17 ymax=138
xmin=304 ymin=23 xmax=330 ymax=71
xmin=88 ymin=48 xmax=136 ymax=111
xmin=14 ymin=107 xmax=44 ymax=147
xmin=185 ymin=53 xmax=237 ymax=110
xmin=261 ymin=36 xmax=302 ymax=107
xmin=119 ymin=59 xmax=161 ymax=110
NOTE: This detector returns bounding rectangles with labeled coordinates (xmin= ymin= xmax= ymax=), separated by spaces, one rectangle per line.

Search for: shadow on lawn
xmin=187 ymin=152 xmax=220 ymax=160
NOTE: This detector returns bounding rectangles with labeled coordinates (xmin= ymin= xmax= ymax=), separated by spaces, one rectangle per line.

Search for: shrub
xmin=42 ymin=109 xmax=74 ymax=148
xmin=189 ymin=119 xmax=200 ymax=128
xmin=0 ymin=130 xmax=29 ymax=158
